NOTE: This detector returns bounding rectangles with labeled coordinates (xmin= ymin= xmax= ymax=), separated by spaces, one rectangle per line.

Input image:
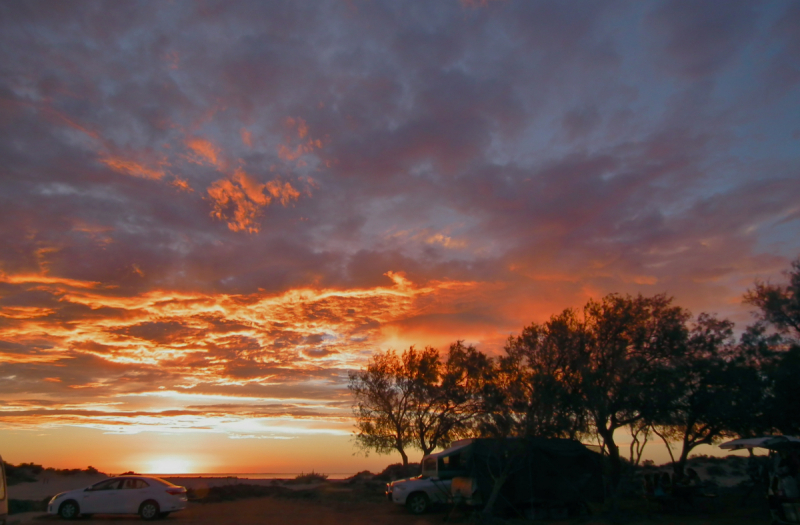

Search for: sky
xmin=1 ymin=0 xmax=799 ymax=475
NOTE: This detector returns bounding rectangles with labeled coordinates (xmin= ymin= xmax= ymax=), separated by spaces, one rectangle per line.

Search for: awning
xmin=719 ymin=436 xmax=800 ymax=450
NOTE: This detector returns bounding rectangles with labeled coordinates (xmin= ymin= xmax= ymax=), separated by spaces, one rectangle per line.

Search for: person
xmin=674 ymin=468 xmax=701 ymax=504
xmin=642 ymin=474 xmax=655 ymax=497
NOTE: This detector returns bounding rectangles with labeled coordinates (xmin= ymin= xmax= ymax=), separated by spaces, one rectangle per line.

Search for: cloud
xmin=185 ymin=137 xmax=221 ymax=167
xmin=0 ymin=0 xmax=798 ymax=449
xmin=207 ymin=169 xmax=301 ymax=233
xmin=99 ymin=156 xmax=167 ymax=180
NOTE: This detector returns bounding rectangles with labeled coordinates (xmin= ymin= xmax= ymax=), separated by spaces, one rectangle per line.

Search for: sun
xmin=145 ymin=457 xmax=195 ymax=474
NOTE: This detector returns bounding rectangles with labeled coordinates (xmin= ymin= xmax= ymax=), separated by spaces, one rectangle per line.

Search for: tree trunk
xmin=599 ymin=428 xmax=621 ymax=488
xmin=398 ymin=446 xmax=409 ymax=467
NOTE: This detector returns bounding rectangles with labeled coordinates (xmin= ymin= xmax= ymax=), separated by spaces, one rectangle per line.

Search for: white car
xmin=47 ymin=475 xmax=187 ymax=520
xmin=386 ymin=440 xmax=471 ymax=514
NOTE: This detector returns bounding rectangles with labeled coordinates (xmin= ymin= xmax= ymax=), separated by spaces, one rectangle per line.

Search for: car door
xmin=82 ymin=478 xmax=123 ymax=513
xmin=120 ymin=478 xmax=151 ymax=513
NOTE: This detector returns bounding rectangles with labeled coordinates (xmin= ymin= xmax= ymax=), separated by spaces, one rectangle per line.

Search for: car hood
xmin=53 ymin=488 xmax=88 ymax=500
xmin=390 ymin=476 xmax=428 ymax=488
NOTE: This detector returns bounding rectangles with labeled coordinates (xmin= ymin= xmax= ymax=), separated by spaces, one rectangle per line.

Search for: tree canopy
xmin=349 ymin=257 xmax=800 ymax=484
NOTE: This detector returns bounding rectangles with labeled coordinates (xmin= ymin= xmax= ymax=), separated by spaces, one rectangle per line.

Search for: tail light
xmin=166 ymin=488 xmax=186 ymax=495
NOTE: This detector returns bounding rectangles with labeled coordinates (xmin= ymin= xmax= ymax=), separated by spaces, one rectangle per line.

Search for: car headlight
xmin=49 ymin=493 xmax=66 ymax=504
xmin=394 ymin=485 xmax=407 ymax=492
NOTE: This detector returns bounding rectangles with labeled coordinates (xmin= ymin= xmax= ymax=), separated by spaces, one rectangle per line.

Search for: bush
xmin=190 ymin=483 xmax=318 ymax=503
xmin=706 ymin=465 xmax=727 ymax=476
xmin=9 ymin=497 xmax=49 ymax=515
xmin=285 ymin=471 xmax=328 ymax=484
xmin=345 ymin=470 xmax=375 ymax=484
xmin=373 ymin=463 xmax=421 ymax=481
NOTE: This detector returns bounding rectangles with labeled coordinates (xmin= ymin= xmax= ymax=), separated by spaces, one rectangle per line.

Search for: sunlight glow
xmin=144 ymin=457 xmax=196 ymax=474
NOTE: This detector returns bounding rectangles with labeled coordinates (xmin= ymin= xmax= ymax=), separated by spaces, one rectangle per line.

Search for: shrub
xmin=373 ymin=463 xmax=421 ymax=481
xmin=706 ymin=465 xmax=727 ymax=476
xmin=9 ymin=498 xmax=49 ymax=515
xmin=286 ymin=471 xmax=328 ymax=484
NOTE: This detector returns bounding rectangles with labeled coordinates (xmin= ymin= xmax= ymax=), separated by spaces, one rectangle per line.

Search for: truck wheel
xmin=406 ymin=493 xmax=429 ymax=514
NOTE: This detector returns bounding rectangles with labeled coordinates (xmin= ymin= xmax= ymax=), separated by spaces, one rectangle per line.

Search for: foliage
xmin=576 ymin=293 xmax=690 ymax=489
xmin=348 ymin=348 xmax=416 ymax=465
xmin=744 ymin=258 xmax=800 ymax=434
xmin=348 ymin=258 xmax=800 ymax=490
xmin=485 ymin=310 xmax=586 ymax=439
xmin=650 ymin=314 xmax=752 ymax=477
xmin=348 ymin=343 xmax=490 ymax=464
xmin=371 ymin=462 xmax=421 ymax=481
xmin=9 ymin=497 xmax=50 ymax=515
xmin=745 ymin=258 xmax=800 ymax=338
xmin=286 ymin=471 xmax=328 ymax=484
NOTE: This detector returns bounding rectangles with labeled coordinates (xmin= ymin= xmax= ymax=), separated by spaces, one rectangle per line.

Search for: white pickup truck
xmin=385 ymin=440 xmax=471 ymax=514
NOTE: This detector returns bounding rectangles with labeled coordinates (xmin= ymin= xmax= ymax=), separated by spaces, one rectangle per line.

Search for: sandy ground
xmin=8 ymin=498 xmax=446 ymax=525
xmin=5 ymin=466 xmax=770 ymax=525
xmin=7 ymin=473 xmax=109 ymax=500
xmin=6 ymin=494 xmax=774 ymax=525
xmin=7 ymin=475 xmax=323 ymax=501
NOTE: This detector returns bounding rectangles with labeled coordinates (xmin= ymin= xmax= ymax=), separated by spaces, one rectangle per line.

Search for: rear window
xmin=147 ymin=477 xmax=178 ymax=487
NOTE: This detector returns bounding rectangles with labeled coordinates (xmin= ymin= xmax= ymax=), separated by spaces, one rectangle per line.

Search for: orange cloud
xmin=171 ymin=177 xmax=193 ymax=192
xmin=240 ymin=128 xmax=253 ymax=148
xmin=185 ymin=137 xmax=221 ymax=167
xmin=207 ymin=169 xmax=301 ymax=233
xmin=278 ymin=117 xmax=323 ymax=165
xmin=100 ymin=156 xmax=166 ymax=180
xmin=0 ymin=272 xmax=101 ymax=289
xmin=0 ymin=271 xmax=486 ymax=437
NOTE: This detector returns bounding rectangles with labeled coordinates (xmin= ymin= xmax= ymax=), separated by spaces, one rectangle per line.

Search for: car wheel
xmin=139 ymin=500 xmax=160 ymax=520
xmin=158 ymin=512 xmax=170 ymax=519
xmin=58 ymin=500 xmax=80 ymax=520
xmin=406 ymin=493 xmax=429 ymax=515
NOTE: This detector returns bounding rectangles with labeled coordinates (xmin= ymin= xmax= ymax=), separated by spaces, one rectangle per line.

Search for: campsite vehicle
xmin=47 ymin=475 xmax=187 ymax=520
xmin=385 ymin=440 xmax=470 ymax=513
xmin=1 ymin=455 xmax=7 ymax=525
xmin=720 ymin=436 xmax=800 ymax=524
xmin=386 ymin=438 xmax=604 ymax=516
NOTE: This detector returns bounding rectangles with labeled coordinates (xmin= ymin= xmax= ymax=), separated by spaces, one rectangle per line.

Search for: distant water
xmin=147 ymin=472 xmax=357 ymax=480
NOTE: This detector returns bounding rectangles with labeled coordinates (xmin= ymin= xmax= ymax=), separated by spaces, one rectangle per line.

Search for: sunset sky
xmin=1 ymin=0 xmax=799 ymax=474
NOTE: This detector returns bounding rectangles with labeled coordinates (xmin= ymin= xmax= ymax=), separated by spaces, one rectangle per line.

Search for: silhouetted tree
xmin=650 ymin=314 xmax=753 ymax=477
xmin=348 ymin=349 xmax=416 ymax=466
xmin=577 ymin=293 xmax=690 ymax=490
xmin=745 ymin=258 xmax=800 ymax=338
xmin=410 ymin=342 xmax=492 ymax=455
xmin=349 ymin=344 xmax=493 ymax=463
xmin=488 ymin=310 xmax=586 ymax=439
xmin=743 ymin=257 xmax=800 ymax=435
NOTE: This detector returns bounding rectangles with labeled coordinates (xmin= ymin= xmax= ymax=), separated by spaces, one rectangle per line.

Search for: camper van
xmin=385 ymin=439 xmax=472 ymax=514
xmin=386 ymin=438 xmax=604 ymax=516
xmin=1 ymin=454 xmax=8 ymax=525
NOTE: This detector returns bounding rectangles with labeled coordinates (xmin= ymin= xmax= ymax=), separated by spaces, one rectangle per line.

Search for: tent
xmin=462 ymin=438 xmax=604 ymax=514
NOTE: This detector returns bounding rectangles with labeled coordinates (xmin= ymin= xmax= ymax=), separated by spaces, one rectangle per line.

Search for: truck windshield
xmin=421 ymin=457 xmax=437 ymax=478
